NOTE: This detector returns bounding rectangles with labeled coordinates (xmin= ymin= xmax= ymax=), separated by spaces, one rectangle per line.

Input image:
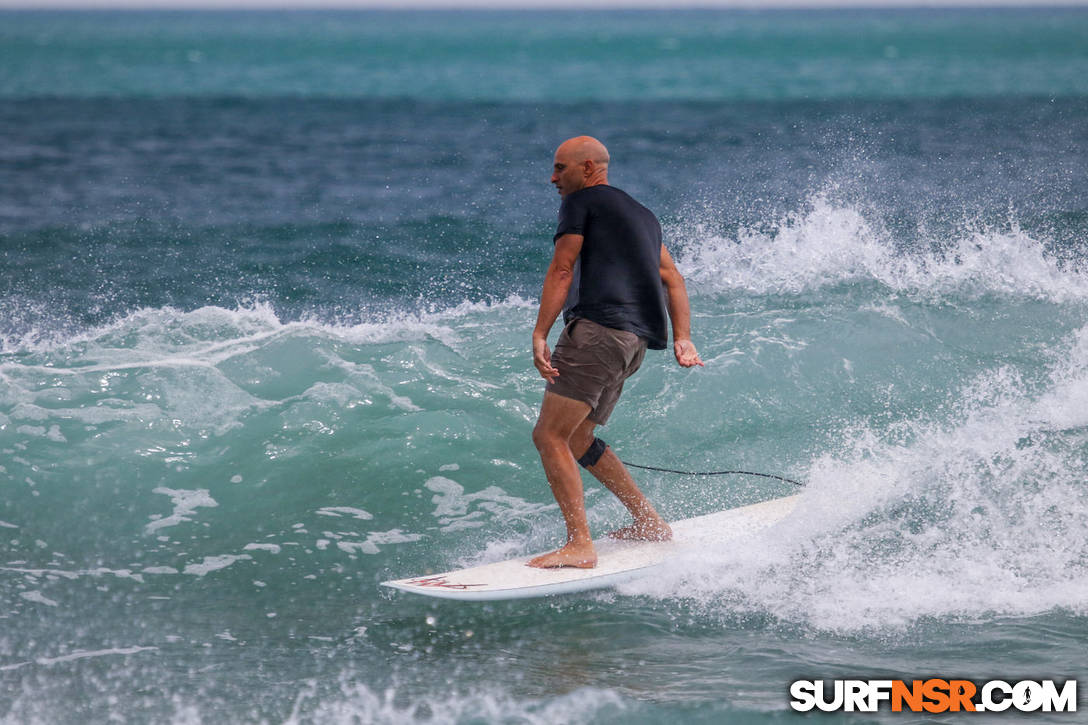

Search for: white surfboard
xmin=382 ymin=494 xmax=799 ymax=601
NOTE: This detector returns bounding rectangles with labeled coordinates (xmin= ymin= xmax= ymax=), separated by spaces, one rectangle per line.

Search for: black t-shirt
xmin=554 ymin=185 xmax=668 ymax=350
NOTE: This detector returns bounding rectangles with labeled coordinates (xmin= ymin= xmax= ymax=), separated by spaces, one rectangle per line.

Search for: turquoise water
xmin=2 ymin=9 xmax=1088 ymax=723
xmin=3 ymin=9 xmax=1088 ymax=100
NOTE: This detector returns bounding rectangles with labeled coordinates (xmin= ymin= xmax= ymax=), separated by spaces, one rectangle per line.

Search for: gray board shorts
xmin=546 ymin=318 xmax=648 ymax=424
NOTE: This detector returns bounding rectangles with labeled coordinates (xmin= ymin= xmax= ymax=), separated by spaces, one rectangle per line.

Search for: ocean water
xmin=2 ymin=8 xmax=1088 ymax=724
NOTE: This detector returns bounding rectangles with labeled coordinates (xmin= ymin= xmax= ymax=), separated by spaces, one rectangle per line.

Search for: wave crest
xmin=675 ymin=194 xmax=1088 ymax=302
xmin=0 ymin=296 xmax=535 ymax=356
xmin=624 ymin=322 xmax=1088 ymax=630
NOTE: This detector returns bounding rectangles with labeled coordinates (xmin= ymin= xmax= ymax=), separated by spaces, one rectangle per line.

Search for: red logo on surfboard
xmin=407 ymin=576 xmax=485 ymax=590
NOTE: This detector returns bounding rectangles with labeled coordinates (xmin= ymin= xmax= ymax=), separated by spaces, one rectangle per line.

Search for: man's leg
xmin=570 ymin=419 xmax=672 ymax=541
xmin=528 ymin=391 xmax=597 ymax=568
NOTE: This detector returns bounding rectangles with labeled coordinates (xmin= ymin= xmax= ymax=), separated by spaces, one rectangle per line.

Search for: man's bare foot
xmin=608 ymin=518 xmax=673 ymax=541
xmin=527 ymin=542 xmax=597 ymax=569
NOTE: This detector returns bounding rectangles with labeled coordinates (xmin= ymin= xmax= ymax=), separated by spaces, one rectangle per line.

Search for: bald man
xmin=529 ymin=136 xmax=703 ymax=569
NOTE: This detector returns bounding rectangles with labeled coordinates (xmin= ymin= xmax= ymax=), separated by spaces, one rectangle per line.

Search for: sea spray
xmin=673 ymin=193 xmax=1088 ymax=302
xmin=625 ymin=323 xmax=1088 ymax=632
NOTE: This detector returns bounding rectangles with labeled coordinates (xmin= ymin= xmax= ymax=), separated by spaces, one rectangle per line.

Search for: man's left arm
xmin=660 ymin=244 xmax=704 ymax=367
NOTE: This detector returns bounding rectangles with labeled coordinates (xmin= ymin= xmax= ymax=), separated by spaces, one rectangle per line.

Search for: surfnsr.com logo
xmin=790 ymin=679 xmax=1078 ymax=713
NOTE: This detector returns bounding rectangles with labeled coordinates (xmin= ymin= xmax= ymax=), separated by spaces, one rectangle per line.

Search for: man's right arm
xmin=660 ymin=244 xmax=704 ymax=368
xmin=533 ymin=233 xmax=584 ymax=381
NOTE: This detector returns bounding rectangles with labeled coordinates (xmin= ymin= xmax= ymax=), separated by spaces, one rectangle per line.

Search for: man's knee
xmin=532 ymin=422 xmax=562 ymax=453
xmin=531 ymin=422 xmax=546 ymax=451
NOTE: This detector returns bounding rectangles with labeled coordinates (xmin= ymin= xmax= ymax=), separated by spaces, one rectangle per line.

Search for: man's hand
xmin=674 ymin=339 xmax=704 ymax=368
xmin=660 ymin=245 xmax=702 ymax=369
xmin=533 ymin=335 xmax=560 ymax=381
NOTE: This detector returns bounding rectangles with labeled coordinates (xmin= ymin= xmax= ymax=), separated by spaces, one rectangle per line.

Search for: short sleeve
xmin=554 ymin=193 xmax=589 ymax=242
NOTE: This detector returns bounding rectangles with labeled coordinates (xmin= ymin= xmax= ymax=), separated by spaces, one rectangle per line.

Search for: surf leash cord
xmin=619 ymin=460 xmax=805 ymax=487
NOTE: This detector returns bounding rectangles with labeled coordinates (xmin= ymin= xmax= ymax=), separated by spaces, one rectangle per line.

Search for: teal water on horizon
xmin=3 ymin=9 xmax=1088 ymax=100
xmin=2 ymin=9 xmax=1088 ymax=724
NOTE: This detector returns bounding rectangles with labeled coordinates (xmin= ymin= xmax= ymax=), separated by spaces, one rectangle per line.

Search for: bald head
xmin=551 ymin=136 xmax=610 ymax=198
xmin=557 ymin=136 xmax=610 ymax=167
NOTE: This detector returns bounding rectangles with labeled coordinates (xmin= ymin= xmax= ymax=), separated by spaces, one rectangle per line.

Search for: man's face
xmin=551 ymin=148 xmax=585 ymax=199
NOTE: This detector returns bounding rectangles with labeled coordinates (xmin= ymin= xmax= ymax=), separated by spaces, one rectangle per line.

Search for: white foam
xmin=625 ymin=323 xmax=1088 ymax=631
xmin=335 ymin=529 xmax=423 ymax=556
xmin=146 ymin=487 xmax=218 ymax=534
xmin=363 ymin=528 xmax=424 ymax=548
xmin=44 ymin=683 xmax=626 ymax=725
xmin=315 ymin=506 xmax=374 ymax=521
xmin=242 ymin=543 xmax=282 ymax=554
xmin=18 ymin=591 xmax=57 ymax=607
xmin=1 ymin=295 xmax=534 ymax=357
xmin=335 ymin=541 xmax=378 ymax=555
xmin=306 ymin=359 xmax=423 ymax=412
xmin=182 ymin=554 xmax=252 ymax=577
xmin=424 ymin=476 xmax=553 ymax=533
xmin=675 ymin=193 xmax=1088 ymax=302
xmin=0 ymin=645 xmax=157 ymax=673
xmin=278 ymin=681 xmax=626 ymax=725
xmin=457 ymin=536 xmax=530 ymax=568
xmin=141 ymin=566 xmax=179 ymax=575
xmin=1 ymin=566 xmax=144 ymax=582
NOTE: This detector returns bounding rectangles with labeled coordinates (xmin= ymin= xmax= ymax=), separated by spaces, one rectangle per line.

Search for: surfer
xmin=529 ymin=136 xmax=703 ymax=569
